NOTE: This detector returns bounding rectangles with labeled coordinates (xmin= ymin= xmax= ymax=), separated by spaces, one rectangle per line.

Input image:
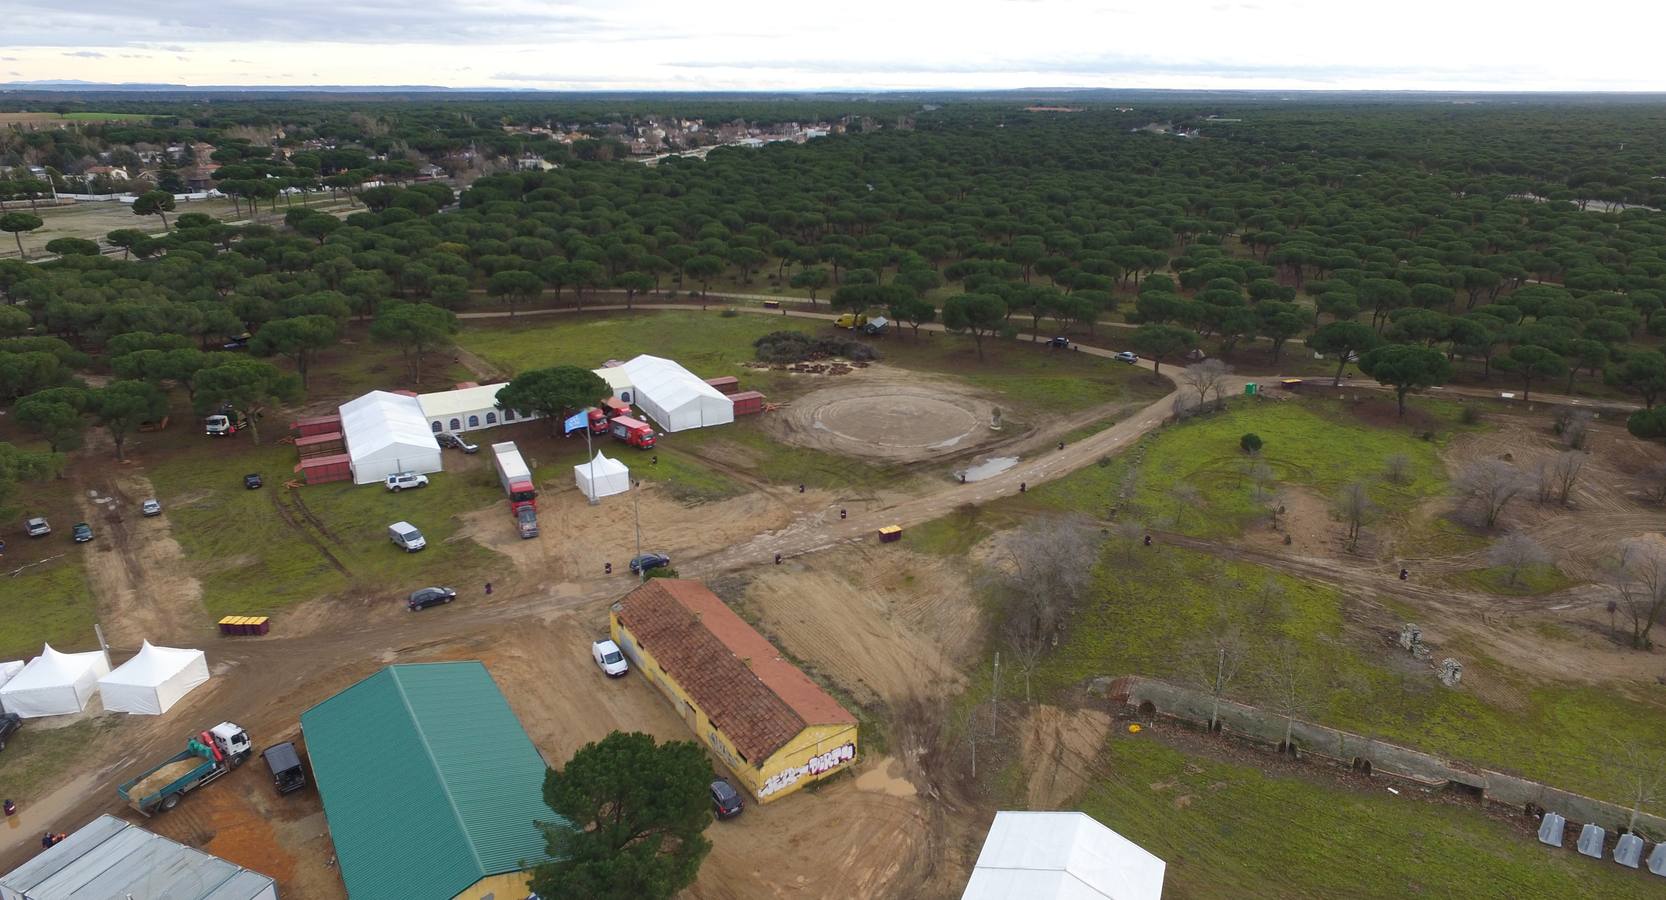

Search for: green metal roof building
xmin=301 ymin=662 xmax=561 ymax=900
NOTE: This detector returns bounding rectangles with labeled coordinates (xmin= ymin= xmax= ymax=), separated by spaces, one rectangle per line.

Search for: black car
xmin=407 ymin=586 xmax=458 ymax=611
xmin=436 ymin=432 xmax=479 ymax=454
xmin=630 ymin=552 xmax=671 ymax=574
xmin=71 ymin=522 xmax=93 ymax=543
xmin=244 ymin=473 xmax=264 ymax=490
xmin=710 ymin=778 xmax=744 ymax=819
xmin=0 ymin=712 xmax=21 ymax=751
xmin=1046 ymin=336 xmax=1071 ymax=348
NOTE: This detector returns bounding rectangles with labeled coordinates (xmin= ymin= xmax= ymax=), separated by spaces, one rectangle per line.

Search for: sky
xmin=3 ymin=0 xmax=1666 ymax=92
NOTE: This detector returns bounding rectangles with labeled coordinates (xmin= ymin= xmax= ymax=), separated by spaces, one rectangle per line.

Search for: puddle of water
xmin=960 ymin=456 xmax=1018 ymax=482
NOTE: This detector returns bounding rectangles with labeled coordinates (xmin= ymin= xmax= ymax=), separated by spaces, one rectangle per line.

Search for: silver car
xmin=141 ymin=499 xmax=162 ymax=517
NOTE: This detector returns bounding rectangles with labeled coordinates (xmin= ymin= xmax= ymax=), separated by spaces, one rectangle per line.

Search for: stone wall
xmin=1097 ymin=675 xmax=1666 ymax=840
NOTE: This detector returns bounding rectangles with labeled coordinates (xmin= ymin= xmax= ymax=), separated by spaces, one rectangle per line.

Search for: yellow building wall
xmin=612 ymin=613 xmax=859 ymax=804
xmin=452 ymin=869 xmax=532 ymax=900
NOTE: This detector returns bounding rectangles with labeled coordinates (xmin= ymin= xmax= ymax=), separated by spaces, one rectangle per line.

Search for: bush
xmin=1240 ymin=432 xmax=1264 ymax=454
xmin=719 ymin=308 xmax=739 ymax=317
xmin=753 ymin=330 xmax=878 ymax=363
xmin=644 ymin=566 xmax=681 ymax=580
xmin=1460 ymin=404 xmax=1484 ymax=425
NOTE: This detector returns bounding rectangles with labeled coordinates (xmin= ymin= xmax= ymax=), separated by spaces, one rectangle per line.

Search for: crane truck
xmin=491 ymin=441 xmax=540 ymax=539
xmin=117 ymin=722 xmax=253 ymax=816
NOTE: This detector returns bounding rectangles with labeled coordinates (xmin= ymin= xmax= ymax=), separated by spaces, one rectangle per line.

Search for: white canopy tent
xmin=0 ymin=660 xmax=23 ymax=714
xmin=0 ymin=645 xmax=111 ymax=718
xmin=98 ymin=642 xmax=211 ymax=716
xmin=574 ymin=452 xmax=631 ymax=501
xmin=619 ymin=355 xmax=734 ymax=432
xmin=338 ymin=390 xmax=443 ymax=485
xmin=962 ymin=811 xmax=1166 ymax=900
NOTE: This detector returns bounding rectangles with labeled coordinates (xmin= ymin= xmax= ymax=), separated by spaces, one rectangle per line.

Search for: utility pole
xmin=633 ymin=479 xmax=644 ymax=584
xmin=992 ymin=651 xmax=1001 ymax=722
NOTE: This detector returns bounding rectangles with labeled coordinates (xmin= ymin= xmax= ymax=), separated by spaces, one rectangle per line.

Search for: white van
xmin=388 ymin=520 xmax=427 ymax=552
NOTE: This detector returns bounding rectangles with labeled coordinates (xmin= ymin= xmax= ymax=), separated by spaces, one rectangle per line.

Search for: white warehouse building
xmin=618 ymin=355 xmax=734 ymax=432
xmin=338 ymin=391 xmax=443 ymax=485
xmin=416 ymin=382 xmax=539 ymax=435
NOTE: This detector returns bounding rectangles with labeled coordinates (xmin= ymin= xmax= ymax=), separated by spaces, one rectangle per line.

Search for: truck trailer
xmin=117 ymin=722 xmax=253 ymax=816
xmin=609 ymin=416 xmax=656 ymax=449
xmin=491 ymin=441 xmax=539 ymax=538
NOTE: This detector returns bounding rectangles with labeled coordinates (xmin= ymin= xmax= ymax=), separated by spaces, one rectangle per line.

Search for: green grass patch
xmin=1080 ymin=737 xmax=1649 ymax=899
xmin=1396 ymin=513 xmax=1490 ymax=558
xmin=666 ymin=419 xmax=894 ymax=492
xmin=0 ymin=717 xmax=123 ymax=801
xmin=903 ymin=507 xmax=995 ymax=557
xmin=0 ymin=556 xmax=98 ymax=662
xmin=1447 ymin=564 xmax=1577 ymax=596
xmin=147 ymin=440 xmax=504 ymax=617
xmin=1036 ymin=544 xmax=1666 ymax=800
xmin=630 ymin=448 xmax=746 ymax=502
xmin=1056 ymin=399 xmax=1452 ymax=535
xmin=462 ymin=311 xmax=781 ymax=378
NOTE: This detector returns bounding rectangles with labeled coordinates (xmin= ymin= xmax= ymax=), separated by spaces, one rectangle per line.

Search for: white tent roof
xmin=417 ymin=383 xmax=509 ymax=420
xmin=0 ymin=645 xmax=111 ymax=718
xmin=98 ymin=642 xmax=210 ymax=715
xmin=0 ymin=660 xmax=22 ymax=689
xmin=340 ymin=391 xmax=437 ymax=456
xmin=619 ymin=355 xmax=734 ymax=432
xmin=338 ymin=390 xmax=443 ymax=484
xmin=962 ymin=812 xmax=1165 ymax=900
xmin=574 ymin=452 xmax=631 ymax=501
xmin=593 ymin=367 xmax=635 ymax=395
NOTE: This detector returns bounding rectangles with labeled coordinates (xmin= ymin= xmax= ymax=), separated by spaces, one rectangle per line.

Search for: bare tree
xmin=1168 ymin=482 xmax=1203 ymax=530
xmin=1550 ymin=450 xmax=1587 ymax=506
xmin=1608 ymin=740 xmax=1666 ymax=831
xmin=1331 ymin=481 xmax=1375 ymax=552
xmin=1262 ymin=640 xmax=1319 ymax=753
xmin=1457 ymin=460 xmax=1529 ymax=529
xmin=1487 ymin=532 xmax=1551 ymax=586
xmin=1180 ymin=359 xmax=1232 ymax=411
xmin=1246 ymin=576 xmax=1289 ymax=625
xmin=1109 ymin=519 xmax=1146 ymax=565
xmin=1645 ymin=462 xmax=1666 ymax=504
xmin=1608 ymin=538 xmax=1666 ymax=649
xmin=1556 ymin=409 xmax=1594 ymax=450
xmin=1383 ymin=453 xmax=1411 ymax=486
xmin=1188 ymin=623 xmax=1247 ymax=733
xmin=981 ymin=515 xmax=1102 ymax=702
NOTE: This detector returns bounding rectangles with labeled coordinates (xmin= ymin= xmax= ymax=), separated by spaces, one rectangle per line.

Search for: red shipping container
xmin=732 ymin=391 xmax=766 ymax=415
xmin=293 ymin=414 xmax=342 ymax=437
xmin=705 ymin=376 xmax=740 ymax=395
xmin=295 ymin=431 xmax=345 ymax=458
xmin=300 ymin=453 xmax=353 ymax=484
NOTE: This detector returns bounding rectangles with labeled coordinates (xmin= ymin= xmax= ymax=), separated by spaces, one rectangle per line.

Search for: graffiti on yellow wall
xmin=759 ymin=743 xmax=856 ymax=797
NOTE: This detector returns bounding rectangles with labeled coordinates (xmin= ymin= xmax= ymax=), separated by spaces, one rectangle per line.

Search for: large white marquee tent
xmin=962 ymin=811 xmax=1166 ymax=900
xmin=619 ymin=355 xmax=734 ymax=432
xmin=574 ymin=452 xmax=631 ymax=501
xmin=98 ymin=642 xmax=211 ymax=716
xmin=417 ymin=382 xmax=539 ymax=434
xmin=0 ymin=660 xmax=23 ymax=713
xmin=0 ymin=645 xmax=111 ymax=718
xmin=338 ymin=390 xmax=443 ymax=485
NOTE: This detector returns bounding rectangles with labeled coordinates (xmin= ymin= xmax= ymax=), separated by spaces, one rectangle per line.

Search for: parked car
xmin=388 ymin=521 xmax=427 ymax=552
xmin=244 ymin=473 xmax=264 ymax=490
xmin=436 ymin=432 xmax=479 ymax=454
xmin=1113 ymin=351 xmax=1140 ymax=364
xmin=24 ymin=517 xmax=50 ymax=537
xmin=385 ymin=472 xmax=430 ymax=492
xmin=261 ymin=741 xmax=308 ymax=795
xmin=71 ymin=522 xmax=93 ymax=543
xmin=710 ymin=778 xmax=745 ymax=819
xmin=591 ymin=639 xmax=629 ymax=677
xmin=630 ymin=552 xmax=671 ymax=574
xmin=140 ymin=499 xmax=162 ymax=517
xmin=0 ymin=712 xmax=20 ymax=752
xmin=407 ymin=586 xmax=457 ymax=611
xmin=1046 ymin=336 xmax=1071 ymax=349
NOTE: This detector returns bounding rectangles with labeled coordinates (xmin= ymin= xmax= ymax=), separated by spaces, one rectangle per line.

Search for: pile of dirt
xmin=127 ymin=758 xmax=202 ymax=800
xmin=753 ymin=330 xmax=878 ymax=363
xmin=766 ymin=369 xmax=1007 ymax=463
xmin=1020 ymin=705 xmax=1113 ymax=809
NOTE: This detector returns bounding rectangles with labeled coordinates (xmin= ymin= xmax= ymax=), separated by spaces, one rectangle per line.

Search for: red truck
xmin=610 ymin=415 xmax=656 ymax=449
xmin=491 ymin=441 xmax=539 ymax=538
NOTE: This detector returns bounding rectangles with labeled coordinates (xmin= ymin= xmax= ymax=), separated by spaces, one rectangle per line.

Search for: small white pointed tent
xmin=575 ymin=452 xmax=631 ymax=501
xmin=0 ymin=645 xmax=111 ymax=718
xmin=98 ymin=642 xmax=211 ymax=715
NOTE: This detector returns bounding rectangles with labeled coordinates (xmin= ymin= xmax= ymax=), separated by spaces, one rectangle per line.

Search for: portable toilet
xmin=1244 ymin=383 xmax=1258 ymax=396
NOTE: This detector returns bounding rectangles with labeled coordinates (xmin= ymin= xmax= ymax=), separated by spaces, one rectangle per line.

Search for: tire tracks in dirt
xmin=268 ymin=489 xmax=350 ymax=577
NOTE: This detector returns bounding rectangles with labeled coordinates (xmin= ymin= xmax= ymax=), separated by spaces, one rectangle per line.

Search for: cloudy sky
xmin=3 ymin=0 xmax=1664 ymax=91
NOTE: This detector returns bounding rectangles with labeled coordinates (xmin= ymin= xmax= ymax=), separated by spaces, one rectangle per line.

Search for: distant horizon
xmin=5 ymin=0 xmax=1665 ymax=94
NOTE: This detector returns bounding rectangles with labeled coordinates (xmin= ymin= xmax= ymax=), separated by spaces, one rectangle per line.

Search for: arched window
xmin=504 ymin=409 xmax=515 ymax=421
xmin=431 ymin=421 xmax=441 ymax=433
xmin=486 ymin=412 xmax=498 ymax=425
xmin=468 ymin=415 xmax=480 ymax=428
xmin=449 ymin=418 xmax=461 ymax=431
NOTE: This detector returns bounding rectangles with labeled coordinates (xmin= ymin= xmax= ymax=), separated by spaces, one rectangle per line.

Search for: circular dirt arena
xmin=771 ymin=378 xmax=1005 ymax=463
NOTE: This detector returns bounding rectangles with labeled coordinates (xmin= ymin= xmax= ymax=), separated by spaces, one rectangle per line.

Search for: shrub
xmin=752 ymin=330 xmax=878 ymax=363
xmin=1240 ymin=432 xmax=1264 ymax=454
xmin=1460 ymin=404 xmax=1483 ymax=425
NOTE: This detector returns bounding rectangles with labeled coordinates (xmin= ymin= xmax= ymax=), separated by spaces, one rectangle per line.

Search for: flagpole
xmin=586 ymin=416 xmax=598 ymax=506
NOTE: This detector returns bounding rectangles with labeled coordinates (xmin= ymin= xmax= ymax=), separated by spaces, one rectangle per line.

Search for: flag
xmin=563 ymin=410 xmax=589 ymax=434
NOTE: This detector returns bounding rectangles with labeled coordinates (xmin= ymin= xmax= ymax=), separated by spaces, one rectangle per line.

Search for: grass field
xmin=1026 ymin=543 xmax=1666 ymax=800
xmin=146 ymin=439 xmax=504 ymax=617
xmin=0 ymin=556 xmax=98 ymax=662
xmin=1078 ymin=736 xmax=1651 ymax=899
xmin=0 ymin=196 xmax=356 ymax=259
xmin=0 ymin=717 xmax=122 ymax=801
xmin=1029 ymin=399 xmax=1454 ymax=533
xmin=1447 ymin=563 xmax=1578 ymax=596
